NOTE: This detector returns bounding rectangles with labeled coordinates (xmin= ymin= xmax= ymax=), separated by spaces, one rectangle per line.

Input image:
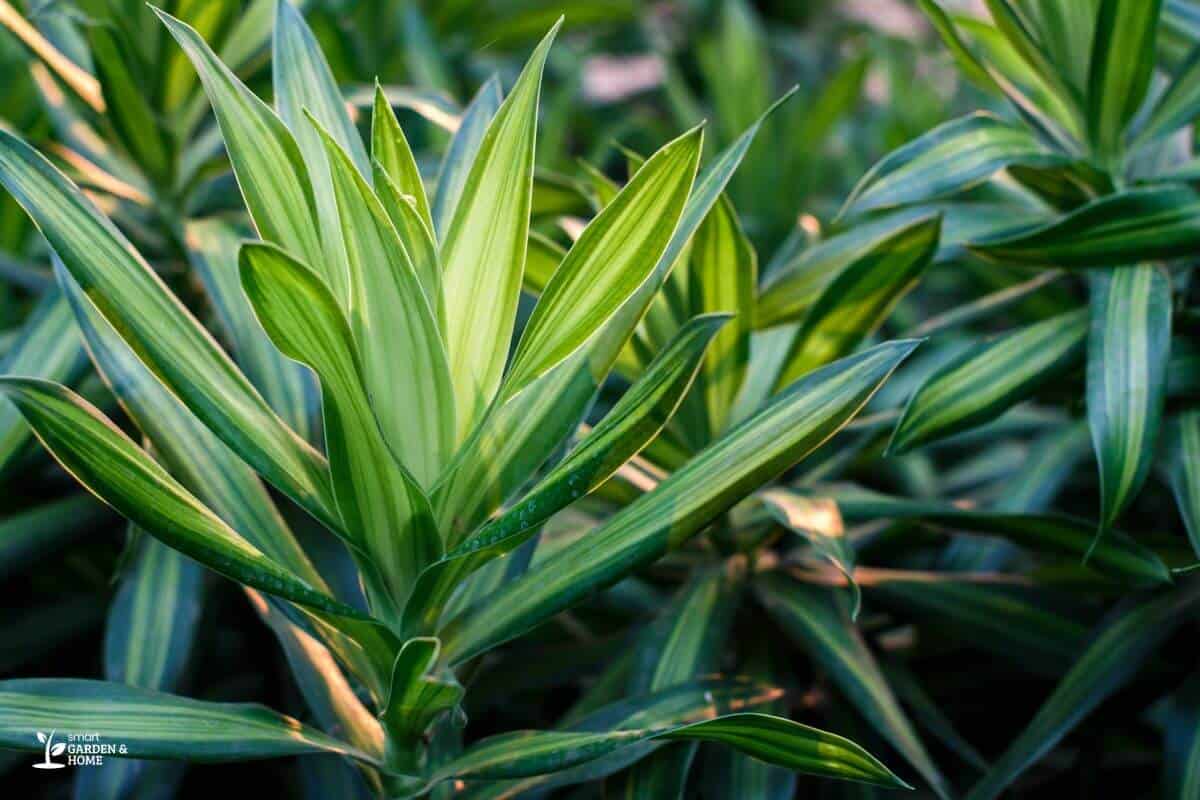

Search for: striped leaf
xmin=404 ymin=314 xmax=726 ymax=634
xmin=756 ymin=574 xmax=950 ymax=798
xmin=504 ymin=126 xmax=702 ymax=397
xmin=0 ymin=679 xmax=378 ymax=765
xmin=239 ymin=243 xmax=440 ymax=619
xmin=431 ymin=76 xmax=503 ymax=240
xmin=440 ymin=24 xmax=558 ymax=438
xmin=439 ymin=340 xmax=917 ymax=663
xmin=889 ymin=309 xmax=1088 ymax=454
xmin=1085 ymin=0 xmax=1162 ymax=161
xmin=185 ymin=219 xmax=317 ymax=443
xmin=1166 ymin=411 xmax=1200 ymax=560
xmin=757 ymin=207 xmax=933 ymax=331
xmin=373 ymin=164 xmax=442 ymax=316
xmin=156 ymin=8 xmax=325 ymax=277
xmin=56 ymin=259 xmax=395 ymax=697
xmin=1086 ymin=265 xmax=1172 ymax=533
xmin=81 ymin=533 xmax=206 ymax=800
xmin=0 ymin=378 xmax=363 ymax=618
xmin=965 ymin=580 xmax=1200 ymax=800
xmin=826 ymin=485 xmax=1171 ymax=585
xmin=461 ymin=679 xmax=785 ymax=799
xmin=103 ymin=535 xmax=203 ymax=692
xmin=1140 ymin=41 xmax=1200 ymax=144
xmin=839 ymin=112 xmax=1047 ymax=219
xmin=619 ymin=569 xmax=739 ymax=795
xmin=969 ymin=185 xmax=1200 ymax=267
xmin=371 ymin=83 xmax=433 ymax=233
xmin=380 ymin=638 xmax=463 ymax=765
xmin=776 ymin=213 xmax=939 ymax=387
xmin=56 ymin=262 xmax=326 ymax=587
xmin=272 ymin=0 xmax=366 ymax=308
xmin=688 ymin=194 xmax=757 ymax=439
xmin=311 ymin=116 xmax=454 ymax=486
xmin=0 ymin=126 xmax=339 ymax=531
xmin=434 ymin=713 xmax=905 ymax=790
xmin=0 ymin=290 xmax=87 ymax=474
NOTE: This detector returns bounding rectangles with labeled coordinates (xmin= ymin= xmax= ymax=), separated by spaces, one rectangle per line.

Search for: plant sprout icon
xmin=33 ymin=730 xmax=66 ymax=769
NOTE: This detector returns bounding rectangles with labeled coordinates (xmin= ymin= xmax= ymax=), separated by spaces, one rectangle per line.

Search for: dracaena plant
xmin=0 ymin=5 xmax=924 ymax=797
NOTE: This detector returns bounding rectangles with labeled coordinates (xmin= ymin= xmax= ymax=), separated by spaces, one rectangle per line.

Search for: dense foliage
xmin=0 ymin=1 xmax=1198 ymax=798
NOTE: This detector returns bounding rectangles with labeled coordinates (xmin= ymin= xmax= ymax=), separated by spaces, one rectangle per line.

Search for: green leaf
xmin=462 ymin=679 xmax=784 ymax=799
xmin=993 ymin=421 xmax=1091 ymax=513
xmin=965 ymin=580 xmax=1200 ymax=800
xmin=310 ymin=115 xmax=455 ymax=487
xmin=372 ymin=83 xmax=434 ymax=233
xmin=984 ymin=0 xmax=1084 ymax=122
xmin=1012 ymin=0 xmax=1100 ymax=96
xmin=56 ymin=257 xmax=326 ymax=587
xmin=757 ymin=207 xmax=932 ymax=331
xmin=239 ymin=243 xmax=440 ymax=618
xmin=273 ymin=0 xmax=368 ymax=175
xmin=839 ymin=112 xmax=1047 ymax=220
xmin=104 ymin=535 xmax=203 ymax=691
xmin=1139 ymin=41 xmax=1200 ymax=144
xmin=629 ymin=568 xmax=739 ymax=696
xmin=373 ymin=165 xmax=442 ymax=315
xmin=826 ymin=485 xmax=1171 ymax=586
xmin=244 ymin=590 xmax=386 ymax=760
xmin=0 ymin=124 xmax=338 ymax=532
xmin=156 ymin=8 xmax=326 ymax=279
xmin=756 ymin=574 xmax=949 ymax=798
xmin=1085 ymin=0 xmax=1163 ymax=161
xmin=0 ymin=291 xmax=87 ymax=474
xmin=440 ymin=24 xmax=558 ymax=437
xmin=431 ymin=76 xmax=502 ymax=240
xmin=1165 ymin=411 xmax=1200 ymax=560
xmin=0 ymin=378 xmax=362 ymax=618
xmin=440 ymin=340 xmax=917 ymax=663
xmin=86 ymin=24 xmax=172 ymax=184
xmin=1086 ymin=265 xmax=1172 ymax=535
xmin=404 ymin=314 xmax=725 ymax=633
xmin=0 ymin=679 xmax=378 ymax=765
xmin=271 ymin=0 xmax=366 ymax=308
xmin=185 ymin=219 xmax=317 ymax=443
xmin=504 ymin=126 xmax=702 ymax=397
xmin=434 ymin=713 xmax=906 ymax=790
xmin=380 ymin=638 xmax=463 ymax=763
xmin=617 ymin=569 xmax=741 ymax=796
xmin=776 ymin=214 xmax=939 ymax=387
xmin=689 ymin=195 xmax=756 ymax=438
xmin=969 ymin=185 xmax=1200 ymax=267
xmin=889 ymin=310 xmax=1088 ymax=454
